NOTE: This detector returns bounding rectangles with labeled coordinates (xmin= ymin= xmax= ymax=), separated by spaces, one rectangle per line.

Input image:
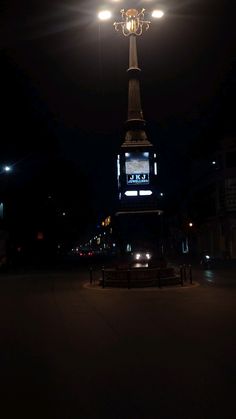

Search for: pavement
xmin=0 ymin=264 xmax=235 ymax=419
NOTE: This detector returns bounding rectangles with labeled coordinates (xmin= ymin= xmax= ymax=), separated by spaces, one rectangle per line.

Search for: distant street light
xmin=0 ymin=165 xmax=13 ymax=221
xmin=3 ymin=165 xmax=12 ymax=173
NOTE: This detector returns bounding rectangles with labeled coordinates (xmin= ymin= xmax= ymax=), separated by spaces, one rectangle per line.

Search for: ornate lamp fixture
xmin=114 ymin=8 xmax=150 ymax=36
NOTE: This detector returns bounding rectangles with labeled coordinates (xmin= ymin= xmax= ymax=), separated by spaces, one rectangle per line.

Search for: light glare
xmin=4 ymin=166 xmax=11 ymax=172
xmin=98 ymin=10 xmax=112 ymax=21
xmin=152 ymin=10 xmax=164 ymax=19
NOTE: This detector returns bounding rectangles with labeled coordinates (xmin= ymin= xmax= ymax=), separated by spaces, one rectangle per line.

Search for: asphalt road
xmin=0 ymin=265 xmax=235 ymax=419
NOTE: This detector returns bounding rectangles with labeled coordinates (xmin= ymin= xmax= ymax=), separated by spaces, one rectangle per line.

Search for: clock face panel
xmin=125 ymin=152 xmax=150 ymax=185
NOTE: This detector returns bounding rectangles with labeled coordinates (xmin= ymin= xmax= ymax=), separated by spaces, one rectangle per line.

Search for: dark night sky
xmin=1 ymin=0 xmax=236 ymax=222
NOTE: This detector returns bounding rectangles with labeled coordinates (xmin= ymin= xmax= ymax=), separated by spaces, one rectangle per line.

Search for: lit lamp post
xmin=98 ymin=6 xmax=165 ymax=255
xmin=114 ymin=9 xmax=151 ymax=143
xmin=3 ymin=166 xmax=12 ymax=173
xmin=98 ymin=7 xmax=164 ymax=212
xmin=0 ymin=164 xmax=13 ymax=220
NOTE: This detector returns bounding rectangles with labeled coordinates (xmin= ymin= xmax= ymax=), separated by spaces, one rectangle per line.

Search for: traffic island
xmin=90 ymin=264 xmax=193 ymax=289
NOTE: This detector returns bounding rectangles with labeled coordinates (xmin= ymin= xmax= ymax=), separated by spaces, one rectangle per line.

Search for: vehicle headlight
xmin=135 ymin=253 xmax=141 ymax=260
xmin=146 ymin=253 xmax=151 ymax=259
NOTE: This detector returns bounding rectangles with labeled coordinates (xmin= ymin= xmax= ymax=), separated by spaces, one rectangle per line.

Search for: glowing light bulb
xmin=98 ymin=10 xmax=112 ymax=21
xmin=152 ymin=10 xmax=164 ymax=19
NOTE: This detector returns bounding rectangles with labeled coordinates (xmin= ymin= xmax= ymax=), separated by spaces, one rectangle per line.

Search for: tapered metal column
xmin=127 ymin=34 xmax=144 ymax=122
xmin=124 ymin=34 xmax=151 ymax=146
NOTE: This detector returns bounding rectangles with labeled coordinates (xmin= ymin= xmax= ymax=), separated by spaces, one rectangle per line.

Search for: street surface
xmin=0 ymin=264 xmax=235 ymax=418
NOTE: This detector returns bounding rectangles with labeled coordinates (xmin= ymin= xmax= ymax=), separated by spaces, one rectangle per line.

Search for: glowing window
xmin=125 ymin=191 xmax=138 ymax=196
xmin=154 ymin=162 xmax=157 ymax=175
xmin=117 ymin=155 xmax=120 ymax=180
xmin=139 ymin=190 xmax=152 ymax=196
